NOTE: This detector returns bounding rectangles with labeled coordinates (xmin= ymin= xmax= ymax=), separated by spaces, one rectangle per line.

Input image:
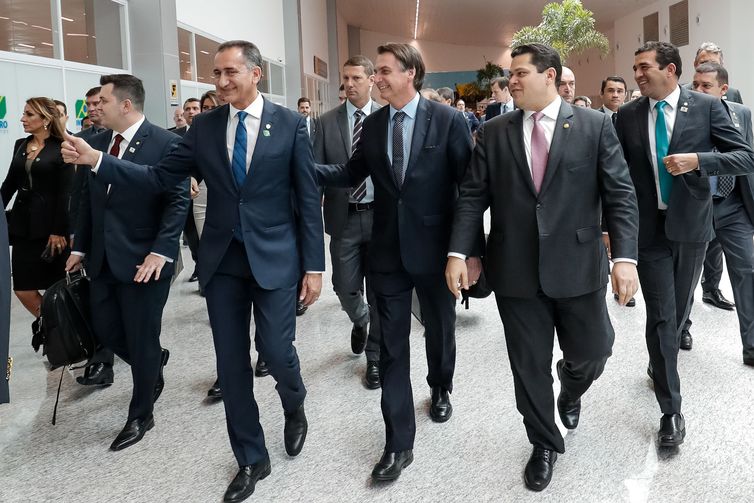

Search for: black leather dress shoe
xmin=429 ymin=386 xmax=452 ymax=422
xmin=524 ymin=446 xmax=557 ymax=491
xmin=284 ymin=404 xmax=308 ymax=456
xmin=658 ymin=413 xmax=685 ymax=447
xmin=647 ymin=363 xmax=654 ymax=381
xmin=614 ymin=293 xmax=636 ymax=307
xmin=188 ymin=269 xmax=199 ymax=282
xmin=223 ymin=457 xmax=271 ymax=503
xmin=365 ymin=361 xmax=380 ymax=390
xmin=207 ymin=379 xmax=222 ymax=399
xmin=153 ymin=349 xmax=170 ymax=402
xmin=351 ymin=323 xmax=368 ymax=354
xmin=680 ymin=329 xmax=693 ymax=350
xmin=110 ymin=415 xmax=154 ymax=451
xmin=371 ymin=449 xmax=413 ymax=481
xmin=556 ymin=360 xmax=581 ymax=429
xmin=296 ymin=301 xmax=308 ymax=316
xmin=254 ymin=360 xmax=269 ymax=378
xmin=77 ymin=363 xmax=114 ymax=386
xmin=702 ymin=289 xmax=735 ymax=310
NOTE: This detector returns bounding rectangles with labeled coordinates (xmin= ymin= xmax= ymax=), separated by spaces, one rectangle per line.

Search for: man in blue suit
xmin=63 ymin=41 xmax=324 ymax=503
xmin=317 ymin=43 xmax=474 ymax=482
xmin=66 ymin=74 xmax=188 ymax=450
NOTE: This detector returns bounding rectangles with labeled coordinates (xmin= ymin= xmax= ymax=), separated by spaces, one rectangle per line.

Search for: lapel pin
xmin=265 ymin=124 xmax=271 ymax=129
xmin=680 ymin=106 xmax=688 ymax=113
xmin=128 ymin=146 xmax=136 ymax=153
xmin=262 ymin=130 xmax=270 ymax=137
xmin=563 ymin=123 xmax=570 ymax=129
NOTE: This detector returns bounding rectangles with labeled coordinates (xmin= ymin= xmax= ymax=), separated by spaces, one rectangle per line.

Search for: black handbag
xmin=34 ymin=269 xmax=97 ymax=423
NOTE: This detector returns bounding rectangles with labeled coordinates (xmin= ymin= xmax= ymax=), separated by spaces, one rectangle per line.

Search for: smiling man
xmin=615 ymin=41 xmax=754 ymax=450
xmin=62 ymin=40 xmax=324 ymax=503
xmin=446 ymin=43 xmax=638 ymax=492
xmin=316 ymin=42 xmax=474 ymax=482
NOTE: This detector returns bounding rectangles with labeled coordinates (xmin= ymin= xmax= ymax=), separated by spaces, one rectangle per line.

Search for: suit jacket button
xmin=536 ymin=203 xmax=542 ymax=209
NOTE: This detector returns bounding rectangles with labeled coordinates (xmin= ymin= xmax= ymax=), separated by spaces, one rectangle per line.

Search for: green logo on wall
xmin=76 ymin=99 xmax=87 ymax=119
xmin=0 ymin=96 xmax=6 ymax=119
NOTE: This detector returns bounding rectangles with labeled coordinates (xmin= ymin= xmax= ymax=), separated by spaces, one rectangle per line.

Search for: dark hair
xmin=436 ymin=87 xmax=454 ymax=101
xmin=377 ymin=43 xmax=425 ymax=91
xmin=100 ymin=74 xmax=146 ymax=111
xmin=695 ymin=61 xmax=729 ymax=86
xmin=338 ymin=84 xmax=345 ymax=91
xmin=85 ymin=86 xmax=101 ymax=98
xmin=510 ymin=43 xmax=562 ymax=83
xmin=53 ymin=99 xmax=67 ymax=115
xmin=635 ymin=41 xmax=682 ymax=78
xmin=600 ymin=76 xmax=627 ymax=94
xmin=344 ymin=55 xmax=375 ymax=76
xmin=26 ymin=97 xmax=66 ymax=140
xmin=183 ymin=97 xmax=201 ymax=107
xmin=573 ymin=96 xmax=590 ymax=105
xmin=200 ymin=90 xmax=220 ymax=109
xmin=491 ymin=76 xmax=509 ymax=90
xmin=297 ymin=97 xmax=311 ymax=107
xmin=217 ymin=40 xmax=263 ymax=69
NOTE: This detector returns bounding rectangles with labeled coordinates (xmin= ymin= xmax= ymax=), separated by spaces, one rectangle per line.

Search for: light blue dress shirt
xmin=387 ymin=92 xmax=421 ymax=180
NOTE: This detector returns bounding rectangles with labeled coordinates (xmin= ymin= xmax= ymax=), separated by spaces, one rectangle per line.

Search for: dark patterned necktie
xmin=716 ymin=175 xmax=735 ymax=198
xmin=349 ymin=110 xmax=367 ymax=201
xmin=392 ymin=111 xmax=406 ymax=187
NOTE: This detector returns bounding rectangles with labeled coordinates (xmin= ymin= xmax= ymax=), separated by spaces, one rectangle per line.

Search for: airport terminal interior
xmin=2 ymin=0 xmax=754 ymax=501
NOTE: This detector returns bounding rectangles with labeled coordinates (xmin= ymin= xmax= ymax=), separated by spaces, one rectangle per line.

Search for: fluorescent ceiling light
xmin=200 ymin=50 xmax=209 ymax=55
xmin=61 ymin=16 xmax=74 ymax=22
xmin=0 ymin=16 xmax=9 ymax=20
xmin=12 ymin=20 xmax=28 ymax=25
xmin=32 ymin=24 xmax=51 ymax=31
xmin=66 ymin=33 xmax=89 ymax=37
xmin=41 ymin=42 xmax=53 ymax=46
xmin=17 ymin=43 xmax=36 ymax=49
xmin=180 ymin=51 xmax=190 ymax=56
xmin=413 ymin=0 xmax=420 ymax=39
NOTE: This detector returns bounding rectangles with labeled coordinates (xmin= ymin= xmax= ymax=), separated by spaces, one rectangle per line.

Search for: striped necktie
xmin=349 ymin=110 xmax=367 ymax=201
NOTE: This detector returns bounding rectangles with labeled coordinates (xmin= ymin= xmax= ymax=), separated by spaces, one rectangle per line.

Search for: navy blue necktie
xmin=392 ymin=111 xmax=406 ymax=187
xmin=232 ymin=111 xmax=248 ymax=241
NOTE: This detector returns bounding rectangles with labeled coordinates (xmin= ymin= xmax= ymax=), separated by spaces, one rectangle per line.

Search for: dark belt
xmin=348 ymin=202 xmax=374 ymax=212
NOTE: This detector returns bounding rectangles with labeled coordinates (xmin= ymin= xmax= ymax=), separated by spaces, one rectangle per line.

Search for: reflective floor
xmin=1 ymin=244 xmax=753 ymax=502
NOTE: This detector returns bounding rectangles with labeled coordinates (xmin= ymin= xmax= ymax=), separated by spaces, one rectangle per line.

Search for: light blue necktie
xmin=655 ymin=101 xmax=673 ymax=204
xmin=232 ymin=111 xmax=248 ymax=241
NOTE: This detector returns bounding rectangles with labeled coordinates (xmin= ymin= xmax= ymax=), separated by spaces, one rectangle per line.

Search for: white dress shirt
xmin=647 ymin=85 xmax=681 ymax=210
xmin=227 ymin=93 xmax=264 ymax=172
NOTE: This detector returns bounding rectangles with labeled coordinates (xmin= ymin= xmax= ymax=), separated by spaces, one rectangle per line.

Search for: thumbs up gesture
xmin=62 ymin=132 xmax=100 ymax=166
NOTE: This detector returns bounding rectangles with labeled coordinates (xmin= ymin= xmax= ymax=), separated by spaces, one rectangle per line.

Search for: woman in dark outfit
xmin=1 ymin=97 xmax=73 ymax=337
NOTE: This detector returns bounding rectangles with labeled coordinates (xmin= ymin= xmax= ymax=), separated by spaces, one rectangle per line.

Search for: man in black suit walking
xmin=485 ymin=76 xmax=514 ymax=120
xmin=63 ymin=41 xmax=324 ymax=503
xmin=615 ymin=41 xmax=754 ymax=448
xmin=314 ymin=55 xmax=382 ymax=389
xmin=446 ymin=43 xmax=639 ymax=491
xmin=690 ymin=62 xmax=754 ymax=367
xmin=317 ymin=43 xmax=473 ymax=482
xmin=66 ymin=74 xmax=189 ymax=450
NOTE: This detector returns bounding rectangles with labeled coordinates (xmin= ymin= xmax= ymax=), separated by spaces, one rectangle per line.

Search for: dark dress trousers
xmin=1 ymin=136 xmax=73 ymax=290
xmin=615 ymin=87 xmax=754 ymax=415
xmin=74 ymin=121 xmax=188 ymax=421
xmin=94 ymin=99 xmax=325 ymax=466
xmin=317 ymin=96 xmax=473 ymax=452
xmin=450 ymin=101 xmax=639 ymax=453
xmin=314 ymin=101 xmax=382 ymax=362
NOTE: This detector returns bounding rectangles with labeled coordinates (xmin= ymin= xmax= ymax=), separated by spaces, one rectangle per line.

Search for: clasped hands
xmin=444 ymin=256 xmax=482 ymax=299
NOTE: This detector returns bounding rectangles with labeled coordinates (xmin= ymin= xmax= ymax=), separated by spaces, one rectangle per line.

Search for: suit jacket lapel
xmin=121 ymin=120 xmax=150 ymax=163
xmin=668 ymin=88 xmax=693 ymax=154
xmin=373 ymin=107 xmax=394 ymax=189
xmin=246 ymin=98 xmax=277 ymax=189
xmin=214 ymin=104 xmax=233 ymax=179
xmin=337 ymin=105 xmax=351 ymax=155
xmin=507 ymin=110 xmax=537 ymax=196
xmin=404 ymin=97 xmax=430 ymax=188
xmin=636 ymin=97 xmax=655 ymax=173
xmin=539 ymin=102 xmax=573 ymax=196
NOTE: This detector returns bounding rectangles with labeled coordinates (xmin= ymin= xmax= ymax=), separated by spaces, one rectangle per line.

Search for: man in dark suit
xmin=317 ymin=43 xmax=473 ymax=482
xmin=314 ymin=55 xmax=382 ymax=389
xmin=485 ymin=76 xmax=514 ymax=120
xmin=689 ymin=62 xmax=754 ymax=367
xmin=65 ymin=74 xmax=188 ymax=450
xmin=63 ymin=40 xmax=324 ymax=503
xmin=455 ymin=99 xmax=479 ymax=134
xmin=446 ymin=43 xmax=639 ymax=492
xmin=615 ymin=41 xmax=754 ymax=449
xmin=682 ymin=42 xmax=741 ymax=317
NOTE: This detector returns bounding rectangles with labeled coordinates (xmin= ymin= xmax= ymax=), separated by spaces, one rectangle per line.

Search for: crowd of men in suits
xmin=48 ymin=36 xmax=754 ymax=503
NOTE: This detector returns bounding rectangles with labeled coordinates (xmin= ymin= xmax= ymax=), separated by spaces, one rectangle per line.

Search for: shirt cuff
xmin=150 ymin=252 xmax=173 ymax=263
xmin=92 ymin=152 xmax=104 ymax=172
xmin=612 ymin=258 xmax=637 ymax=265
xmin=305 ymin=271 xmax=324 ymax=274
xmin=447 ymin=252 xmax=467 ymax=261
xmin=70 ymin=251 xmax=85 ymax=257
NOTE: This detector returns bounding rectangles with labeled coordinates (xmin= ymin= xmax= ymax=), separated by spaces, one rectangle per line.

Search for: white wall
xmin=359 ymin=29 xmax=510 ymax=73
xmin=300 ymin=0 xmax=330 ymax=78
xmin=175 ymin=0 xmax=286 ymax=63
xmin=336 ymin=9 xmax=349 ymax=75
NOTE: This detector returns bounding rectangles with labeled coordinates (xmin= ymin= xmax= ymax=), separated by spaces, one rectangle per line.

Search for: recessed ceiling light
xmin=413 ymin=0 xmax=420 ymax=39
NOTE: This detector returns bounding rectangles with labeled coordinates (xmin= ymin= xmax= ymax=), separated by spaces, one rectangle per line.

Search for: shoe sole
xmin=658 ymin=431 xmax=685 ymax=447
xmin=702 ymin=299 xmax=735 ymax=311
xmin=371 ymin=455 xmax=414 ymax=482
xmin=364 ymin=380 xmax=381 ymax=390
